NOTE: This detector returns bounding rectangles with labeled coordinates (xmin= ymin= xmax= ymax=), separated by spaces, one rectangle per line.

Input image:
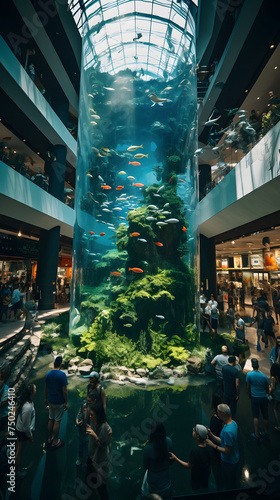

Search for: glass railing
xmin=0 ymin=142 xmax=75 ymax=208
xmin=200 ymin=103 xmax=280 ymax=196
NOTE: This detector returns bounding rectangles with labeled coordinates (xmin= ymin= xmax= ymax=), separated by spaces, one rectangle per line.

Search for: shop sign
xmin=0 ymin=232 xmax=39 ymax=258
xmin=264 ymin=251 xmax=278 ymax=271
xmin=251 ymin=254 xmax=263 ymax=269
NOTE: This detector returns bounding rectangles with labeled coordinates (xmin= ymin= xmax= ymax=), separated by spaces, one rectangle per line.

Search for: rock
xmin=68 ymin=365 xmax=78 ymax=374
xmin=136 ymin=368 xmax=146 ymax=377
xmin=78 ymin=359 xmax=93 ymax=368
xmin=127 ymin=369 xmax=135 ymax=376
xmin=186 ymin=357 xmax=203 ymax=374
xmin=173 ymin=367 xmax=188 ymax=377
xmin=118 ymin=366 xmax=129 ymax=374
xmin=119 ymin=375 xmax=126 ymax=382
xmin=100 ymin=373 xmax=111 ymax=381
xmin=127 ymin=376 xmax=147 ymax=385
xmin=69 ymin=356 xmax=82 ymax=366
xmin=149 ymin=366 xmax=173 ymax=379
xmin=78 ymin=365 xmax=93 ymax=376
xmin=167 ymin=377 xmax=175 ymax=385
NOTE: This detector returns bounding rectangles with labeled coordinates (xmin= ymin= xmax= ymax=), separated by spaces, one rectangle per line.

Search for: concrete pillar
xmin=36 ymin=226 xmax=60 ymax=310
xmin=200 ymin=234 xmax=217 ymax=299
xmin=48 ymin=144 xmax=67 ymax=202
xmin=198 ymin=164 xmax=211 ymax=201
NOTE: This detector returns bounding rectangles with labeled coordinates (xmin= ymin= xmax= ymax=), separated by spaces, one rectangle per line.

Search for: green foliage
xmin=42 ymin=322 xmax=61 ymax=335
xmin=141 ymin=356 xmax=164 ymax=370
xmin=166 ymin=346 xmax=190 ymax=363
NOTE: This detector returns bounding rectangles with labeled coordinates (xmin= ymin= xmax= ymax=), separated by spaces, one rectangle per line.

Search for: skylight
xmin=68 ymin=0 xmax=195 ymax=80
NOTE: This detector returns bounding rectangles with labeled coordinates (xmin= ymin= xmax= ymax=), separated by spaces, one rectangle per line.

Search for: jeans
xmin=221 ymin=460 xmax=238 ymax=489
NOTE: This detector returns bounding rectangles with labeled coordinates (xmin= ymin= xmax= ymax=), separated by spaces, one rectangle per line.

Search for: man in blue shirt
xmin=246 ymin=358 xmax=269 ymax=440
xmin=206 ymin=403 xmax=239 ymax=489
xmin=45 ymin=356 xmax=68 ymax=449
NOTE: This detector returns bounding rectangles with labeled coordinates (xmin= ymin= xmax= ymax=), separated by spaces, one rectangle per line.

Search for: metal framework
xmin=68 ymin=0 xmax=195 ymax=79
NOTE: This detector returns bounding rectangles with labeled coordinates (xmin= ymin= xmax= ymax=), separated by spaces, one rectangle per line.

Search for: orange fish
xmin=99 ymin=232 xmax=105 ymax=236
xmin=130 ymin=232 xmax=140 ymax=237
xmin=116 ymin=186 xmax=124 ymax=190
xmin=89 ymin=231 xmax=95 ymax=235
xmin=182 ymin=226 xmax=187 ymax=232
xmin=110 ymin=271 xmax=121 ymax=276
xmin=129 ymin=161 xmax=141 ymax=166
xmin=168 ymin=176 xmax=173 ymax=183
xmin=128 ymin=267 xmax=144 ymax=273
xmin=179 ymin=179 xmax=185 ymax=182
xmin=101 ymin=185 xmax=111 ymax=189
xmin=132 ymin=183 xmax=144 ymax=187
xmin=154 ymin=242 xmax=163 ymax=247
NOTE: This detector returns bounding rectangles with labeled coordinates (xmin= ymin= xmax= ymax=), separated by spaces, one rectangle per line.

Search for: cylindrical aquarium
xmin=70 ymin=0 xmax=199 ymax=370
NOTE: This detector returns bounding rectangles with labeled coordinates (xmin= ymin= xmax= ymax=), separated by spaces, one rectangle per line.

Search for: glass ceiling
xmin=68 ymin=0 xmax=196 ymax=80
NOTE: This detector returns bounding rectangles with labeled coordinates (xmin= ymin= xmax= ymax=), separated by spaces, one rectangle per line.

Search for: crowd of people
xmin=1 ymin=337 xmax=280 ymax=500
xmin=0 ymin=281 xmax=40 ymax=323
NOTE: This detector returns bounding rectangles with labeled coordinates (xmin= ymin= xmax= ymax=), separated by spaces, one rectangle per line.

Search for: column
xmin=36 ymin=226 xmax=60 ymax=310
xmin=200 ymin=234 xmax=217 ymax=297
xmin=198 ymin=164 xmax=211 ymax=201
xmin=48 ymin=144 xmax=67 ymax=202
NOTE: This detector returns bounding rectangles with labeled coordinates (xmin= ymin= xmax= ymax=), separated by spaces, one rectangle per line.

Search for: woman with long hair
xmin=86 ymin=402 xmax=112 ymax=500
xmin=142 ymin=422 xmax=173 ymax=499
xmin=15 ymin=384 xmax=36 ymax=479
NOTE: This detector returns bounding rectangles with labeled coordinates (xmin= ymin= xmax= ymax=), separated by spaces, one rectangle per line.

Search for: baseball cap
xmin=89 ymin=371 xmax=99 ymax=379
xmin=195 ymin=424 xmax=208 ymax=440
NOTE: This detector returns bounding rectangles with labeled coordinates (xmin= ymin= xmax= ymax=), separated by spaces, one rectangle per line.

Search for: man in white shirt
xmin=208 ymin=294 xmax=218 ymax=309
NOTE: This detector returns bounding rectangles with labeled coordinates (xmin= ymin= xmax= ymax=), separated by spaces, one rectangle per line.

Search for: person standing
xmin=210 ymin=305 xmax=219 ymax=339
xmin=45 ymin=355 xmax=68 ymax=449
xmin=272 ymin=290 xmax=280 ymax=325
xmin=246 ymin=358 xmax=269 ymax=440
xmin=264 ymin=310 xmax=275 ymax=349
xmin=270 ymin=336 xmax=280 ymax=365
xmin=142 ymin=422 xmax=173 ymax=499
xmin=8 ymin=285 xmax=22 ymax=320
xmin=250 ymin=310 xmax=264 ymax=349
xmin=211 ymin=346 xmax=229 ymax=384
xmin=270 ymin=358 xmax=280 ymax=431
xmin=15 ymin=384 xmax=36 ymax=479
xmin=235 ymin=314 xmax=246 ymax=343
xmin=86 ymin=403 xmax=112 ymax=500
xmin=87 ymin=371 xmax=106 ymax=411
xmin=209 ymin=294 xmax=218 ymax=309
xmin=206 ymin=404 xmax=239 ymax=490
xmin=226 ymin=306 xmax=235 ymax=332
xmin=170 ymin=424 xmax=211 ymax=492
xmin=222 ymin=356 xmax=240 ymax=419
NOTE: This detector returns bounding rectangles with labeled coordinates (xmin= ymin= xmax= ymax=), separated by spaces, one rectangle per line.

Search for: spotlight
xmin=18 ymin=231 xmax=22 ymax=237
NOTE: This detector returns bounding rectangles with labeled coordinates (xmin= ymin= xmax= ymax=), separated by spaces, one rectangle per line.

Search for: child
xmin=170 ymin=424 xmax=211 ymax=491
xmin=75 ymin=391 xmax=95 ymax=466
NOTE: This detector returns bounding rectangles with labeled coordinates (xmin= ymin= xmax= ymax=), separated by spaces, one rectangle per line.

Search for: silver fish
xmin=155 ymin=315 xmax=165 ymax=320
xmin=146 ymin=216 xmax=156 ymax=221
xmin=165 ymin=218 xmax=179 ymax=223
xmin=137 ymin=238 xmax=147 ymax=243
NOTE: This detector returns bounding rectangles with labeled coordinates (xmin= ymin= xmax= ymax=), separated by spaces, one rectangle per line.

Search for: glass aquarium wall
xmin=70 ymin=0 xmax=199 ymax=368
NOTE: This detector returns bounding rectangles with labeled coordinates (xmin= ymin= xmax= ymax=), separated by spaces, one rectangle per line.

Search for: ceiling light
xmin=232 ymin=241 xmax=235 ymax=244
xmin=0 ymin=118 xmax=2 ymax=121
xmin=270 ymin=44 xmax=275 ymax=49
xmin=37 ymin=152 xmax=40 ymax=154
xmin=13 ymin=150 xmax=16 ymax=153
xmin=245 ymin=89 xmax=248 ymax=93
xmin=23 ymin=139 xmax=26 ymax=142
xmin=4 ymin=146 xmax=8 ymax=149
xmin=18 ymin=231 xmax=22 ymax=237
xmin=257 ymin=97 xmax=260 ymax=100
xmin=275 ymin=66 xmax=278 ymax=70
xmin=235 ymin=150 xmax=237 ymax=153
